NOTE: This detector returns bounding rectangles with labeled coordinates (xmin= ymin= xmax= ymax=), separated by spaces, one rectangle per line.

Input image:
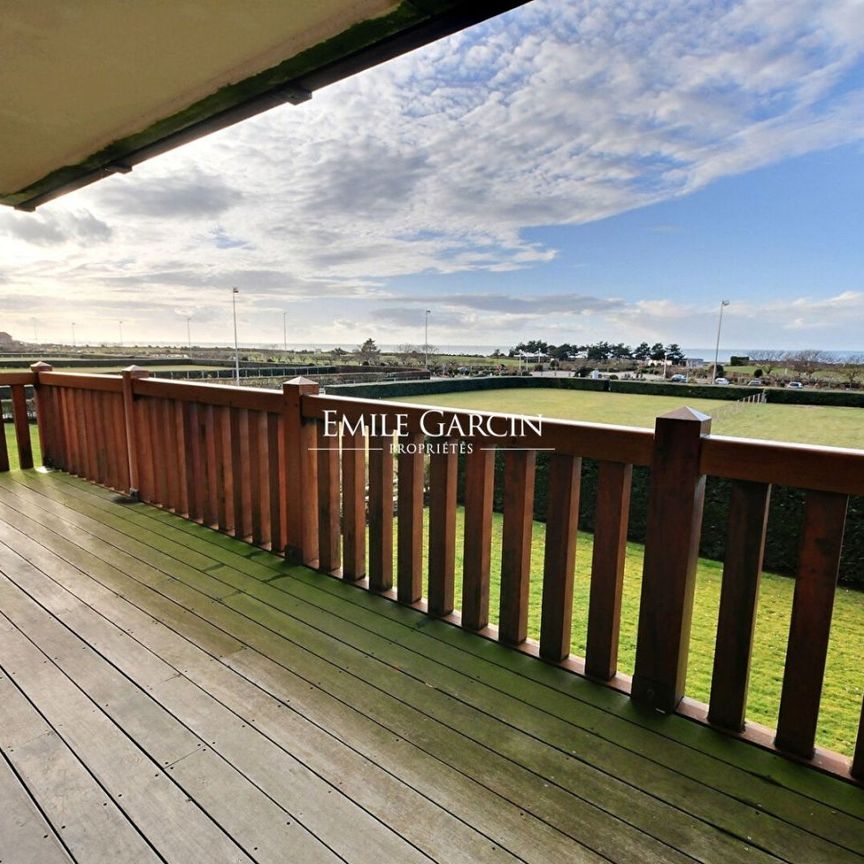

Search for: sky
xmin=2 ymin=0 xmax=864 ymax=352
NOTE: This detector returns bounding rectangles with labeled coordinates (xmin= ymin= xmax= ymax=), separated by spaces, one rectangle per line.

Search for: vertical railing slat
xmin=213 ymin=405 xmax=230 ymax=530
xmin=228 ymin=407 xmax=244 ymax=536
xmin=428 ymin=441 xmax=457 ymax=617
xmin=237 ymin=408 xmax=252 ymax=538
xmin=203 ymin=404 xmax=219 ymax=528
xmin=708 ymin=480 xmax=771 ymax=731
xmin=174 ymin=400 xmax=189 ymax=517
xmin=29 ymin=362 xmax=54 ymax=468
xmin=853 ymin=698 xmax=864 ymax=781
xmin=499 ymin=449 xmax=535 ymax=645
xmin=397 ymin=430 xmax=424 ymax=605
xmin=161 ymin=397 xmax=180 ymax=511
xmin=316 ymin=422 xmax=341 ymax=572
xmin=0 ymin=403 xmax=9 ymax=472
xmin=267 ymin=413 xmax=282 ymax=553
xmin=585 ymin=460 xmax=632 ymax=681
xmin=10 ymin=385 xmax=33 ymax=470
xmin=368 ymin=434 xmax=394 ymax=593
xmin=632 ymin=408 xmax=711 ymax=712
xmin=462 ymin=445 xmax=495 ymax=630
xmin=186 ymin=401 xmax=203 ymax=522
xmin=775 ymin=490 xmax=848 ymax=758
xmin=539 ymin=453 xmax=581 ymax=662
xmin=248 ymin=409 xmax=264 ymax=545
xmin=342 ymin=429 xmax=366 ymax=582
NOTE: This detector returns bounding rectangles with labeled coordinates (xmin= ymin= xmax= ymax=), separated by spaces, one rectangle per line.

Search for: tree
xmin=357 ymin=338 xmax=380 ymax=363
xmin=649 ymin=342 xmax=666 ymax=361
xmin=633 ymin=342 xmax=651 ymax=361
xmin=840 ymin=356 xmax=864 ymax=387
xmin=665 ymin=344 xmax=685 ymax=364
xmin=786 ymin=350 xmax=826 ymax=381
xmin=610 ymin=343 xmax=632 ymax=359
xmin=751 ymin=350 xmax=787 ymax=377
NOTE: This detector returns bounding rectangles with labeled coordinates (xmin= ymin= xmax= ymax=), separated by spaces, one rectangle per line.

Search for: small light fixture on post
xmin=424 ymin=309 xmax=431 ymax=369
xmin=232 ymin=287 xmax=240 ymax=386
xmin=711 ymin=300 xmax=730 ymax=383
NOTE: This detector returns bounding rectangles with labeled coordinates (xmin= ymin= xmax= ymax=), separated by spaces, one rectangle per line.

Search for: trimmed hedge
xmin=330 ymin=374 xmax=864 ymax=408
xmin=456 ymin=452 xmax=864 ymax=588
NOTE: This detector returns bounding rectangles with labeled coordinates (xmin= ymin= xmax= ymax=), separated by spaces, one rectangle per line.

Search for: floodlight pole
xmin=232 ymin=287 xmax=240 ymax=386
xmin=711 ymin=300 xmax=730 ymax=383
xmin=186 ymin=316 xmax=192 ymax=349
xmin=283 ymin=310 xmax=288 ymax=352
xmin=71 ymin=321 xmax=76 ymax=348
xmin=118 ymin=319 xmax=124 ymax=346
xmin=424 ymin=309 xmax=431 ymax=369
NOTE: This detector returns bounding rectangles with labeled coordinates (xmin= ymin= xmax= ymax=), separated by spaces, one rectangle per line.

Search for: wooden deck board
xmin=0 ymin=469 xmax=861 ymax=864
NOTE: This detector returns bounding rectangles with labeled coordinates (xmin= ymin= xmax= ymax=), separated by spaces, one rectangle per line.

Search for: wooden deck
xmin=0 ymin=469 xmax=861 ymax=864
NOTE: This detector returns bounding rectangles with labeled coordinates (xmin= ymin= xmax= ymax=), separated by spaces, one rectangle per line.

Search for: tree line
xmin=508 ymin=340 xmax=686 ymax=363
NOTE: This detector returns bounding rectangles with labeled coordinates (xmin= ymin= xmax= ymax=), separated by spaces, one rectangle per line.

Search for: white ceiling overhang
xmin=1 ymin=0 xmax=527 ymax=210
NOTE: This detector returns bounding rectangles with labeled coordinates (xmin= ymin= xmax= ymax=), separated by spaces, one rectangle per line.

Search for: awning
xmin=1 ymin=1 xmax=527 ymax=211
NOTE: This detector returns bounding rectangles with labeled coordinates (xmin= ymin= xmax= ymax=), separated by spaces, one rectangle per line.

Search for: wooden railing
xmin=3 ymin=363 xmax=863 ymax=783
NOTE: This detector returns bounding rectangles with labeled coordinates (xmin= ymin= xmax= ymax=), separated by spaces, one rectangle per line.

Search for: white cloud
xmin=1 ymin=0 xmax=862 ymax=346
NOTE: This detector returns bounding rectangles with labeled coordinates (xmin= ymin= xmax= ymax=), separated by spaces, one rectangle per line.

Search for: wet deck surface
xmin=0 ymin=469 xmax=861 ymax=864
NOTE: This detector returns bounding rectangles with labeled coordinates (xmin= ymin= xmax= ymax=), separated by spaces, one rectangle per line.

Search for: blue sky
xmin=2 ymin=0 xmax=863 ymax=351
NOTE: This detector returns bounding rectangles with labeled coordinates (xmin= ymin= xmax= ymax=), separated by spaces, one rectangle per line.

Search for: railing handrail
xmin=4 ymin=364 xmax=862 ymax=783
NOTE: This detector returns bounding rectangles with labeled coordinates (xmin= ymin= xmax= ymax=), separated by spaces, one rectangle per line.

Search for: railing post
xmin=121 ymin=366 xmax=149 ymax=497
xmin=632 ymin=407 xmax=711 ymax=712
xmin=283 ymin=377 xmax=319 ymax=566
xmin=29 ymin=361 xmax=53 ymax=468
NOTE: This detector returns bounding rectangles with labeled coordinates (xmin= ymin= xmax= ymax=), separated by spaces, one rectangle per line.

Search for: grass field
xmin=394 ymin=387 xmax=864 ymax=449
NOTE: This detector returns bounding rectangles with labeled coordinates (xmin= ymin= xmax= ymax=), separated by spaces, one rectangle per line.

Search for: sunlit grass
xmin=399 ymin=508 xmax=863 ymax=758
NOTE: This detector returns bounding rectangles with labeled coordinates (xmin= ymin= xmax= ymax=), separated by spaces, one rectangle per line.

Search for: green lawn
xmin=394 ymin=387 xmax=864 ymax=449
xmin=3 ymin=423 xmax=41 ymax=471
xmin=433 ymin=508 xmax=863 ymax=759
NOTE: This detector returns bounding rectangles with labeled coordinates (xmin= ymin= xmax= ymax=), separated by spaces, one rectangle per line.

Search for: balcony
xmin=1 ymin=364 xmax=862 ymax=863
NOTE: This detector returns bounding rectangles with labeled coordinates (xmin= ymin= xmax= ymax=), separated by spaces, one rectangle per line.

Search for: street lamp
xmin=424 ymin=309 xmax=431 ymax=369
xmin=118 ymin=319 xmax=124 ymax=347
xmin=232 ymin=287 xmax=240 ymax=386
xmin=186 ymin=316 xmax=192 ymax=349
xmin=71 ymin=321 xmax=76 ymax=348
xmin=711 ymin=300 xmax=730 ymax=383
xmin=283 ymin=310 xmax=288 ymax=353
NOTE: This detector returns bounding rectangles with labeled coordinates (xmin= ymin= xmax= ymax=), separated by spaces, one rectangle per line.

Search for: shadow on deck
xmin=0 ymin=469 xmax=861 ymax=864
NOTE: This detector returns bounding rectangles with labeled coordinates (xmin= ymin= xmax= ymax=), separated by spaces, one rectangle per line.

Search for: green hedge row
xmin=456 ymin=452 xmax=864 ymax=588
xmin=330 ymin=374 xmax=864 ymax=408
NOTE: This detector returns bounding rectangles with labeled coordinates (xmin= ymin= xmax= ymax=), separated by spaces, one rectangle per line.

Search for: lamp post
xmin=711 ymin=300 xmax=730 ymax=383
xmin=424 ymin=309 xmax=431 ymax=369
xmin=118 ymin=319 xmax=124 ymax=347
xmin=71 ymin=321 xmax=76 ymax=348
xmin=31 ymin=318 xmax=38 ymax=344
xmin=232 ymin=287 xmax=240 ymax=386
xmin=186 ymin=316 xmax=192 ymax=349
xmin=283 ymin=310 xmax=288 ymax=353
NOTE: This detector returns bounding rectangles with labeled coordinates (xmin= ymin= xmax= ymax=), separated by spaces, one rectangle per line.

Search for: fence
xmin=2 ymin=362 xmax=862 ymax=783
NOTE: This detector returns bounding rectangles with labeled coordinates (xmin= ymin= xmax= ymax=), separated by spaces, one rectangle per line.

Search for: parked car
xmin=747 ymin=379 xmax=763 ymax=386
xmin=669 ymin=374 xmax=687 ymax=383
xmin=714 ymin=377 xmax=730 ymax=385
xmin=787 ymin=381 xmax=803 ymax=389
